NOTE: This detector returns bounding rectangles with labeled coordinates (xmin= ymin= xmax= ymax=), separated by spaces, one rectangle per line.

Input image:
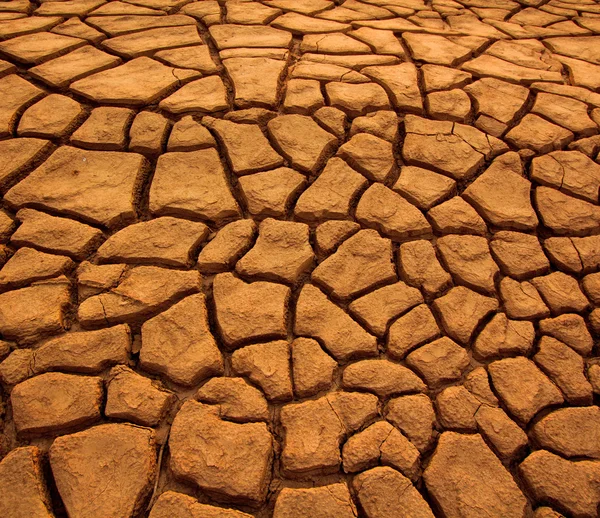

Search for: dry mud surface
xmin=0 ymin=0 xmax=600 ymax=517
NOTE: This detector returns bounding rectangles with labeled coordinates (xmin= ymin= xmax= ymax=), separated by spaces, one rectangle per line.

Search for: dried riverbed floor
xmin=1 ymin=0 xmax=600 ymax=517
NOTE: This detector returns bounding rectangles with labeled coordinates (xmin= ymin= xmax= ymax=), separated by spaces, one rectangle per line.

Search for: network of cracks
xmin=0 ymin=0 xmax=600 ymax=517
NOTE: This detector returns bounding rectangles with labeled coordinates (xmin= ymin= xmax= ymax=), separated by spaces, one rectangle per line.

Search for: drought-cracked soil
xmin=0 ymin=0 xmax=600 ymax=517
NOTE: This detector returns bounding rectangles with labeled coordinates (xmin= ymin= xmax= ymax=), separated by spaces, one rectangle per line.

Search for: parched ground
xmin=0 ymin=0 xmax=600 ymax=516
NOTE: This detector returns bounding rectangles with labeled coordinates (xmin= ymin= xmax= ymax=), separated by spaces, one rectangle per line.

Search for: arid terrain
xmin=0 ymin=0 xmax=599 ymax=516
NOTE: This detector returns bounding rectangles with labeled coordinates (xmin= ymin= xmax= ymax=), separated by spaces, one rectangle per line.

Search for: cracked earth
xmin=0 ymin=0 xmax=600 ymax=517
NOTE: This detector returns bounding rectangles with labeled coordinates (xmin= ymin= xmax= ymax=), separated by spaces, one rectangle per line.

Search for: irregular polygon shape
xmin=356 ymin=183 xmax=431 ymax=239
xmin=422 ymin=64 xmax=472 ymax=92
xmin=406 ymin=337 xmax=469 ymax=389
xmin=280 ymin=392 xmax=377 ymax=475
xmin=506 ymin=114 xmax=573 ymax=154
xmin=149 ymin=491 xmax=253 ymax=518
xmin=291 ymin=337 xmax=336 ymax=398
xmin=398 ymin=240 xmax=452 ymax=296
xmin=149 ymin=149 xmax=240 ymax=222
xmin=433 ymin=286 xmax=499 ymax=345
xmin=350 ymin=27 xmax=406 ymax=56
xmin=326 ymin=81 xmax=390 ymax=117
xmin=105 ymin=365 xmax=172 ymax=426
xmin=70 ymin=107 xmax=134 ymax=151
xmin=0 ymin=138 xmax=52 ymax=191
xmin=291 ymin=61 xmax=369 ymax=83
xmin=531 ymin=150 xmax=600 ymax=203
xmin=232 ymin=340 xmax=292 ymax=402
xmin=0 ymin=276 xmax=69 ymax=343
xmin=349 ymin=281 xmax=423 ymax=337
xmin=236 ymin=218 xmax=313 ymax=284
xmin=475 ymin=406 xmax=528 ymax=462
xmin=435 ymin=386 xmax=482 ymax=431
xmin=436 ymin=235 xmax=498 ymax=293
xmin=295 ymin=283 xmax=377 ymax=360
xmin=474 ymin=313 xmax=535 ymax=360
xmin=403 ymin=131 xmax=484 ymax=181
xmin=539 ymin=313 xmax=593 ymax=356
xmin=0 ymin=446 xmax=53 ymax=518
xmin=140 ymin=294 xmax=223 ymax=386
xmin=490 ymin=231 xmax=549 ymax=280
xmin=404 ymin=32 xmax=472 ymax=65
xmin=314 ymin=220 xmax=359 ymax=256
xmin=227 ymin=1 xmax=281 ymax=25
xmin=463 ymin=152 xmax=537 ymax=230
xmin=283 ymin=78 xmax=324 ymax=114
xmin=268 ymin=114 xmax=337 ymax=173
xmin=531 ymin=271 xmax=590 ymax=314
xmin=343 ymin=359 xmax=425 ymax=397
xmin=167 ymin=115 xmax=215 ymax=152
xmin=349 ymin=110 xmax=399 ymax=142
xmin=489 ymin=356 xmax=564 ymax=424
xmin=0 ymin=247 xmax=74 ymax=289
xmin=29 ymin=45 xmax=121 ymax=89
xmin=209 ymin=24 xmax=292 ymax=49
xmin=196 ymin=377 xmax=269 ymax=423
xmin=197 ymin=220 xmax=257 ymax=273
xmin=337 ymin=133 xmax=395 ymax=182
xmin=462 ymin=54 xmax=563 ymax=83
xmin=534 ymin=336 xmax=593 ymax=405
xmin=18 ymin=94 xmax=83 ymax=139
xmin=271 ymin=12 xmax=350 ymax=33
xmin=273 ymin=484 xmax=356 ymax=518
xmin=427 ymin=89 xmax=471 ymax=122
xmin=428 ymin=196 xmax=487 ymax=235
xmin=387 ymin=304 xmax=440 ymax=360
xmin=33 ymin=325 xmax=130 ymax=375
xmin=51 ymin=17 xmax=105 ymax=44
xmin=353 ymin=466 xmax=435 ymax=518
xmin=170 ymin=400 xmax=273 ymax=506
xmin=12 ymin=372 xmax=102 ymax=434
xmin=5 ymin=146 xmax=144 ymax=228
xmin=78 ymin=266 xmax=200 ymax=326
xmin=239 ymin=167 xmax=306 ymax=217
xmin=312 ymin=229 xmax=396 ymax=300
xmin=129 ymin=111 xmax=169 ymax=155
xmin=519 ymin=450 xmax=600 ymax=518
xmin=98 ymin=217 xmax=208 ymax=267
xmin=213 ymin=272 xmax=289 ymax=348
xmin=50 ymin=424 xmax=156 ymax=518
xmin=499 ymin=277 xmax=550 ymax=320
xmin=11 ymin=208 xmax=102 ymax=259
xmin=424 ymin=432 xmax=529 ymax=518
xmin=0 ymin=15 xmax=62 ymax=39
xmin=71 ymin=57 xmax=197 ymax=106
xmin=0 ymin=74 xmax=44 ymax=138
xmin=464 ymin=78 xmax=529 ymax=125
xmin=35 ymin=0 xmax=105 ymax=16
xmin=385 ymin=394 xmax=435 ymax=453
xmin=160 ymin=76 xmax=228 ymax=114
xmin=301 ymin=32 xmax=370 ymax=54
xmin=0 ymin=32 xmax=85 ymax=64
xmin=155 ymin=45 xmax=218 ymax=74
xmin=86 ymin=14 xmax=196 ymax=36
xmin=363 ymin=63 xmax=422 ymax=112
xmin=203 ymin=117 xmax=284 ymax=175
xmin=394 ymin=165 xmax=456 ymax=210
xmin=532 ymin=92 xmax=598 ymax=136
xmin=223 ymin=57 xmax=286 ymax=108
xmin=102 ymin=25 xmax=202 ymax=58
xmin=342 ymin=421 xmax=420 ymax=478
xmin=535 ymin=186 xmax=600 ymax=236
